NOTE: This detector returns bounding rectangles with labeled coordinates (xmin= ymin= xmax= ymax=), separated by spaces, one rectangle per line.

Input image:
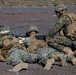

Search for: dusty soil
xmin=0 ymin=62 xmax=76 ymax=75
xmin=0 ymin=6 xmax=76 ymax=75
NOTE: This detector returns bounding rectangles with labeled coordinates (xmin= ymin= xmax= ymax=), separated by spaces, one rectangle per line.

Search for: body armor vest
xmin=60 ymin=13 xmax=76 ymax=40
xmin=66 ymin=13 xmax=76 ymax=35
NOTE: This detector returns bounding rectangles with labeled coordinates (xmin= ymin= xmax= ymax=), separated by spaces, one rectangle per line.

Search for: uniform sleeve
xmin=46 ymin=15 xmax=72 ymax=38
xmin=0 ymin=39 xmax=3 ymax=47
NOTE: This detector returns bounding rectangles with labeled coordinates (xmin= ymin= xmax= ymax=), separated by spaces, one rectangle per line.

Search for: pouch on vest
xmin=27 ymin=43 xmax=37 ymax=53
xmin=2 ymin=39 xmax=14 ymax=50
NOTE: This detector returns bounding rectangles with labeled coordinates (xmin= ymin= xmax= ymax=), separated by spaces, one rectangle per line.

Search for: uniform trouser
xmin=7 ymin=48 xmax=38 ymax=66
xmin=36 ymin=48 xmax=74 ymax=64
xmin=7 ymin=47 xmax=74 ymax=66
xmin=47 ymin=36 xmax=75 ymax=51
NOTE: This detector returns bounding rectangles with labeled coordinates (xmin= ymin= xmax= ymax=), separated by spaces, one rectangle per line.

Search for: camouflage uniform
xmin=7 ymin=25 xmax=76 ymax=66
xmin=7 ymin=46 xmax=75 ymax=66
xmin=46 ymin=4 xmax=76 ymax=52
xmin=0 ymin=27 xmax=18 ymax=61
xmin=7 ymin=25 xmax=50 ymax=66
xmin=23 ymin=25 xmax=48 ymax=53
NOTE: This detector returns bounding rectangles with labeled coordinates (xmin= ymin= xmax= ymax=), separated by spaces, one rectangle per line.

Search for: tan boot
xmin=59 ymin=55 xmax=67 ymax=67
xmin=44 ymin=58 xmax=55 ymax=70
xmin=52 ymin=54 xmax=67 ymax=67
xmin=63 ymin=47 xmax=74 ymax=56
xmin=12 ymin=63 xmax=28 ymax=72
xmin=71 ymin=58 xmax=76 ymax=65
xmin=74 ymin=50 xmax=76 ymax=56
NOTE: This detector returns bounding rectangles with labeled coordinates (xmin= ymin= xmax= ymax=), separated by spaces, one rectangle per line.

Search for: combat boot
xmin=44 ymin=58 xmax=55 ymax=70
xmin=74 ymin=50 xmax=76 ymax=56
xmin=52 ymin=54 xmax=67 ymax=67
xmin=71 ymin=57 xmax=76 ymax=65
xmin=62 ymin=47 xmax=74 ymax=56
xmin=12 ymin=63 xmax=28 ymax=72
xmin=59 ymin=55 xmax=67 ymax=67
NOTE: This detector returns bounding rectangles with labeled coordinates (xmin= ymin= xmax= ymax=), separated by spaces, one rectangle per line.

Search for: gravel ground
xmin=0 ymin=6 xmax=76 ymax=75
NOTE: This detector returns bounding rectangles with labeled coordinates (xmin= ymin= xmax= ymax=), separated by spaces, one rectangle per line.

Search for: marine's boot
xmin=44 ymin=58 xmax=55 ymax=70
xmin=71 ymin=57 xmax=76 ymax=65
xmin=62 ymin=47 xmax=74 ymax=56
xmin=59 ymin=55 xmax=67 ymax=67
xmin=12 ymin=63 xmax=28 ymax=72
xmin=52 ymin=54 xmax=67 ymax=67
xmin=74 ymin=50 xmax=76 ymax=56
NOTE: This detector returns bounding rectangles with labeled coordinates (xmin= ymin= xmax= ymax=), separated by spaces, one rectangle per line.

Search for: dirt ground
xmin=0 ymin=62 xmax=76 ymax=75
xmin=0 ymin=6 xmax=76 ymax=75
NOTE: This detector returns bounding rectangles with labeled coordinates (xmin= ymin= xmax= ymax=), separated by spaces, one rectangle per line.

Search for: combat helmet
xmin=55 ymin=4 xmax=67 ymax=12
xmin=0 ymin=27 xmax=10 ymax=35
xmin=27 ymin=25 xmax=39 ymax=33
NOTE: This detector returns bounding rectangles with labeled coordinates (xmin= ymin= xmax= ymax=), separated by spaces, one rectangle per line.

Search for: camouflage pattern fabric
xmin=46 ymin=15 xmax=75 ymax=50
xmin=7 ymin=48 xmax=38 ymax=66
xmin=7 ymin=47 xmax=57 ymax=66
xmin=7 ymin=47 xmax=73 ymax=66
xmin=0 ymin=35 xmax=18 ymax=60
xmin=48 ymin=36 xmax=73 ymax=51
xmin=55 ymin=4 xmax=67 ymax=12
xmin=35 ymin=47 xmax=61 ymax=65
xmin=46 ymin=15 xmax=72 ymax=38
xmin=27 ymin=25 xmax=39 ymax=33
xmin=0 ymin=26 xmax=18 ymax=61
xmin=37 ymin=48 xmax=74 ymax=64
xmin=0 ymin=35 xmax=14 ymax=47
